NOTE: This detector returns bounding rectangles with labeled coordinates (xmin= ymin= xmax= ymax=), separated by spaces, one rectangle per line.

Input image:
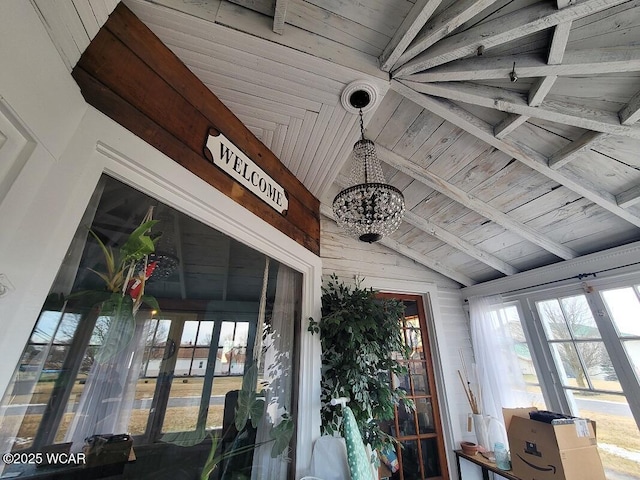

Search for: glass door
xmin=377 ymin=293 xmax=448 ymax=480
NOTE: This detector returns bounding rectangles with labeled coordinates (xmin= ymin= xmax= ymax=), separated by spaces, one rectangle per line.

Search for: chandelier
xmin=333 ymin=90 xmax=405 ymax=243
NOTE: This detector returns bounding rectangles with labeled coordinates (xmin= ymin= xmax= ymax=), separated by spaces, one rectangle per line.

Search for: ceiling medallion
xmin=333 ymin=86 xmax=405 ymax=243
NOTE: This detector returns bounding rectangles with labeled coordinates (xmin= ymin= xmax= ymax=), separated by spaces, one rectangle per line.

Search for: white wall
xmin=320 ymin=217 xmax=474 ymax=478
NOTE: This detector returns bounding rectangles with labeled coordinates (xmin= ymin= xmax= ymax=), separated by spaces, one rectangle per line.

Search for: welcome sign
xmin=205 ymin=132 xmax=288 ymax=215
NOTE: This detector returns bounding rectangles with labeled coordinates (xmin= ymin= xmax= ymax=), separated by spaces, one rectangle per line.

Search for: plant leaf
xmin=270 ymin=417 xmax=293 ymax=458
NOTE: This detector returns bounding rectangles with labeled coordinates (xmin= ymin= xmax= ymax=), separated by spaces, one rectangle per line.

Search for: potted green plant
xmin=308 ymin=274 xmax=413 ymax=453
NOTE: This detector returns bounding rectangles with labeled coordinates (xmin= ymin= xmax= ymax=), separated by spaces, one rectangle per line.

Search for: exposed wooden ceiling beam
xmin=619 ymin=89 xmax=640 ymax=125
xmin=529 ymin=76 xmax=558 ymax=107
xmin=616 ymin=185 xmax=640 ymax=208
xmin=495 ymin=20 xmax=569 ymax=137
xmin=335 ymin=174 xmax=519 ymax=276
xmin=393 ymin=0 xmax=630 ymax=77
xmin=402 ymin=209 xmax=520 ymax=276
xmin=376 ymin=145 xmax=579 ymax=261
xmin=548 ymin=131 xmax=608 ymax=169
xmin=548 ymin=21 xmax=572 ymax=65
xmin=494 ymin=114 xmax=529 ymax=139
xmin=379 ymin=0 xmax=443 ymax=72
xmin=393 ymin=0 xmax=501 ymax=70
xmin=320 ymin=204 xmax=475 ymax=286
xmin=406 ymin=81 xmax=640 ymax=139
xmin=391 ymin=80 xmax=640 ymax=229
xmin=273 ymin=0 xmax=288 ymax=34
xmin=402 ymin=48 xmax=640 ymax=82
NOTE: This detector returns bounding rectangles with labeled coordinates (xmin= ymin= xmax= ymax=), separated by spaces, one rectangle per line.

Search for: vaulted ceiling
xmin=34 ymin=0 xmax=640 ymax=287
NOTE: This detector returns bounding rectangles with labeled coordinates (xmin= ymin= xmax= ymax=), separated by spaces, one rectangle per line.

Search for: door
xmin=377 ymin=293 xmax=449 ymax=480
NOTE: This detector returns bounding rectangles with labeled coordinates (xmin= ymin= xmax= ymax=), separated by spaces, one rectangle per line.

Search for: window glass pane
xmin=574 ymin=342 xmax=622 ymax=392
xmin=196 ymin=321 xmax=214 ymax=346
xmin=409 ymin=362 xmax=429 ymax=396
xmin=537 ymin=299 xmax=571 ymax=339
xmin=560 ymin=295 xmax=601 ymax=339
xmin=397 ymin=399 xmax=417 ymax=436
xmin=399 ymin=439 xmax=420 ymax=480
xmin=30 ymin=311 xmax=61 ymax=344
xmin=53 ymin=313 xmax=81 ymax=344
xmin=180 ymin=320 xmax=199 ymax=346
xmin=551 ymin=342 xmax=589 ymax=388
xmin=415 ymin=398 xmax=435 ymax=434
xmin=420 ymin=437 xmax=441 ymax=478
xmin=163 ymin=376 xmax=204 ymax=433
xmin=623 ymin=340 xmax=640 ymax=382
xmin=567 ymin=389 xmax=639 ymax=479
xmin=602 ymin=287 xmax=640 ymax=337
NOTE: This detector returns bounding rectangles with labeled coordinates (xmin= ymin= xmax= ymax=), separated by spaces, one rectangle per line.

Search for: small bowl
xmin=461 ymin=441 xmax=478 ymax=456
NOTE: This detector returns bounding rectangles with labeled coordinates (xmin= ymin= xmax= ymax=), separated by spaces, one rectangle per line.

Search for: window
xmin=0 ymin=175 xmax=302 ymax=479
xmin=520 ymin=283 xmax=640 ymax=480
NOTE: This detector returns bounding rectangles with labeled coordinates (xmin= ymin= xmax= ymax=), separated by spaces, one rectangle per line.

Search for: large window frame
xmin=511 ymin=274 xmax=640 ymax=430
xmin=0 ymin=110 xmax=323 ymax=478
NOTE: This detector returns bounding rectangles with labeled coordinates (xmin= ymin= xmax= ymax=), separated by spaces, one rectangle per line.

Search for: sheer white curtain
xmin=65 ymin=316 xmax=149 ymax=451
xmin=469 ymin=295 xmax=529 ymax=444
xmin=251 ymin=263 xmax=298 ymax=480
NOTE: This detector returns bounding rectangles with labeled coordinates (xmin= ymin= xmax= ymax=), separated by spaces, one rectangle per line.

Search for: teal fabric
xmin=343 ymin=406 xmax=374 ymax=480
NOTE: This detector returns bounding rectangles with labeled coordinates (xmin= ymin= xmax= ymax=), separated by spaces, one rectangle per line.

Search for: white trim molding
xmin=460 ymin=240 xmax=640 ymax=300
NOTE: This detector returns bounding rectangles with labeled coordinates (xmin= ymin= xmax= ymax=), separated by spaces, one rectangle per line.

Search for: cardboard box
xmin=503 ymin=408 xmax=605 ymax=480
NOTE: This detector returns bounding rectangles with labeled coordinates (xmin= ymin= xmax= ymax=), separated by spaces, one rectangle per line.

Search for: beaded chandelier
xmin=333 ymin=91 xmax=405 ymax=243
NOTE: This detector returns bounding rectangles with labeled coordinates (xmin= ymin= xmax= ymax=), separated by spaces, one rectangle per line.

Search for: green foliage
xmin=235 ymin=364 xmax=265 ymax=431
xmin=308 ymin=274 xmax=413 ymax=452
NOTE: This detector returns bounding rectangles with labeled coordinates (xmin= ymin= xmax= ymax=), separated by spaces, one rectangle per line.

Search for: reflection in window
xmin=0 ymin=175 xmax=302 ymax=479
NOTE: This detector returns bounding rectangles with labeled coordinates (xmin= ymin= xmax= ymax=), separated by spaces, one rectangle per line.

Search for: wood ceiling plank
xmin=379 ymin=237 xmax=476 ymax=286
xmin=407 ymin=80 xmax=640 ymax=139
xmin=313 ymin=113 xmax=359 ymax=196
xmin=306 ymin=107 xmax=348 ymax=192
xmin=286 ymin=0 xmax=390 ymax=55
xmin=427 ymin=136 xmax=493 ymax=181
xmin=304 ymin=0 xmax=413 ymax=38
xmin=32 ymin=0 xmax=91 ymax=70
xmin=410 ymin=122 xmax=466 ymax=168
xmin=298 ymin=104 xmax=334 ymax=184
xmin=376 ymin=143 xmax=579 ymax=260
xmin=333 ymin=174 xmax=517 ymax=275
xmin=393 ymin=0 xmax=631 ymax=77
xmin=392 ymin=110 xmax=444 ymax=159
xmin=403 ymin=48 xmax=640 ymax=82
xmin=289 ymin=110 xmax=318 ymax=176
xmin=391 ymin=80 xmax=640 ymax=229
xmin=379 ymin=0 xmax=443 ymax=72
xmin=367 ymin=90 xmax=405 ymax=139
xmin=376 ymin=97 xmax=425 ymax=149
xmin=173 ymin=45 xmax=340 ymax=105
xmin=394 ymin=0 xmax=502 ymax=70
xmin=214 ymin=88 xmax=308 ymax=119
xmin=548 ymin=131 xmax=608 ymax=169
xmin=320 ymin=204 xmax=475 ymax=285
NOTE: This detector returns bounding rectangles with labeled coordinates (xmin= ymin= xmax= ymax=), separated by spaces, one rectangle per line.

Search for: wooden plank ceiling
xmin=34 ymin=0 xmax=640 ymax=286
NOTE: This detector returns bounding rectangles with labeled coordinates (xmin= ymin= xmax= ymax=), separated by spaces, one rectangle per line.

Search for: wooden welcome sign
xmin=72 ymin=3 xmax=320 ymax=254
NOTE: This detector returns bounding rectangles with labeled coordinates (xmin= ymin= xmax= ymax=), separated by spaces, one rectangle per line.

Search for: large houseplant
xmin=308 ymin=274 xmax=413 ymax=452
